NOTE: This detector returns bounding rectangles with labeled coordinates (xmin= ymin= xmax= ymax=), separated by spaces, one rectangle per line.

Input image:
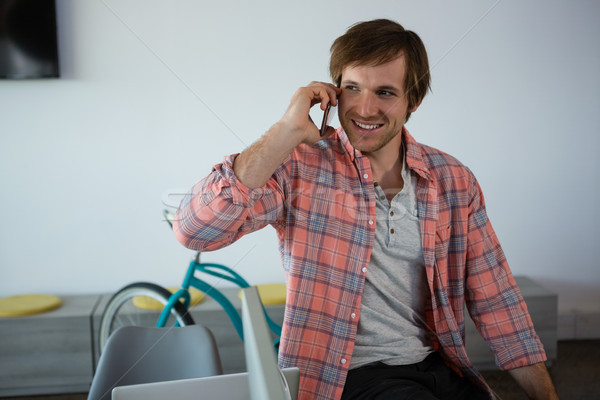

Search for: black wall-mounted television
xmin=0 ymin=0 xmax=60 ymax=79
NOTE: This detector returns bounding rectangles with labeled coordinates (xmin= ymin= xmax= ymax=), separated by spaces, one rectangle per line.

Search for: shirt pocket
xmin=434 ymin=224 xmax=452 ymax=267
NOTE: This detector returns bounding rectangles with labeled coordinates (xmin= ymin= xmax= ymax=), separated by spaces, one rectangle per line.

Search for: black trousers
xmin=341 ymin=353 xmax=489 ymax=400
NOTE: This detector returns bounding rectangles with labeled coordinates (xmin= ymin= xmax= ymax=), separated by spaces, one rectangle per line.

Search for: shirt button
xmin=362 ymin=267 xmax=368 ymax=273
xmin=368 ymin=220 xmax=374 ymax=225
xmin=390 ymin=211 xmax=394 ymax=216
xmin=390 ymin=229 xmax=395 ymax=234
xmin=351 ymin=313 xmax=356 ymax=319
xmin=363 ymin=174 xmax=369 ymax=179
xmin=341 ymin=358 xmax=347 ymax=365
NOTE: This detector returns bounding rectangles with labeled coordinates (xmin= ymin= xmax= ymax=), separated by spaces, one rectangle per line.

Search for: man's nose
xmin=356 ymin=92 xmax=378 ymax=117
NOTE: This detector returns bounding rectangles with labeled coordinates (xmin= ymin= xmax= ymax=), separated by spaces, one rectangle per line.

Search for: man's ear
xmin=409 ymin=99 xmax=423 ymax=113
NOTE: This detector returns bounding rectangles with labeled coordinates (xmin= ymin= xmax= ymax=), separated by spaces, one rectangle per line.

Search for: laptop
xmin=111 ymin=367 xmax=299 ymax=400
xmin=112 ymin=287 xmax=299 ymax=400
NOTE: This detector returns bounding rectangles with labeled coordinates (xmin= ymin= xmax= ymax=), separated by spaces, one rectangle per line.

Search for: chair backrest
xmin=87 ymin=325 xmax=223 ymax=400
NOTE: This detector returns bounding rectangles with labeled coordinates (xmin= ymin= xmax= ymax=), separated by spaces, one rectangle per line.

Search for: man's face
xmin=338 ymin=56 xmax=417 ymax=156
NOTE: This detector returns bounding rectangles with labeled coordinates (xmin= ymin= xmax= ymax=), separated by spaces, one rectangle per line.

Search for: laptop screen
xmin=241 ymin=286 xmax=292 ymax=400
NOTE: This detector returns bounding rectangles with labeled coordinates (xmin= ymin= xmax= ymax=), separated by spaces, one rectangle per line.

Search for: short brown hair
xmin=330 ymin=19 xmax=431 ymax=121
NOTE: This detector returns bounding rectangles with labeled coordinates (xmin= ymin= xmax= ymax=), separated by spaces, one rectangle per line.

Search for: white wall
xmin=1 ymin=1 xmax=598 ymax=333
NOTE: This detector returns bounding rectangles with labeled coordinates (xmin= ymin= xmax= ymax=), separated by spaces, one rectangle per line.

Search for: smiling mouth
xmin=354 ymin=120 xmax=384 ymax=131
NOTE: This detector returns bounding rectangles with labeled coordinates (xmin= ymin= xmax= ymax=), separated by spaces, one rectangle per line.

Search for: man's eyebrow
xmin=376 ymin=85 xmax=402 ymax=92
xmin=341 ymin=80 xmax=402 ymax=93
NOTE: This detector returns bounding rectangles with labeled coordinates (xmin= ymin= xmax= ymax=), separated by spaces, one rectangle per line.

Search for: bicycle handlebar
xmin=163 ymin=209 xmax=175 ymax=229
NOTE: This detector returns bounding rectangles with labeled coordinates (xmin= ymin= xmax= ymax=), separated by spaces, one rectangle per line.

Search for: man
xmin=174 ymin=19 xmax=559 ymax=400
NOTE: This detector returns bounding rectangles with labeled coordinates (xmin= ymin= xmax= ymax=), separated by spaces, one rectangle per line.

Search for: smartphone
xmin=320 ymin=103 xmax=335 ymax=137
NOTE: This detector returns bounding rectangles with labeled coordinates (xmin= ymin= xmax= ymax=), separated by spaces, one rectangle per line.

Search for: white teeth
xmin=355 ymin=121 xmax=381 ymax=130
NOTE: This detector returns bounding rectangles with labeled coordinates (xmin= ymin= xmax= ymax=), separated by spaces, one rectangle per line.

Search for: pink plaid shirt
xmin=174 ymin=127 xmax=546 ymax=400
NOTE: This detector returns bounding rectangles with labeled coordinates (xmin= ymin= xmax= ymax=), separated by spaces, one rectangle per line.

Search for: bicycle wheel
xmin=98 ymin=282 xmax=195 ymax=354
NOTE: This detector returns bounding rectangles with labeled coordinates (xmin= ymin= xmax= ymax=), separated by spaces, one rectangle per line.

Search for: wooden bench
xmin=0 ymin=294 xmax=102 ymax=397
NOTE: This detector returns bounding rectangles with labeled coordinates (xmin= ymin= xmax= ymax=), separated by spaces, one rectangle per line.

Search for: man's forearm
xmin=233 ymin=121 xmax=303 ymax=189
xmin=507 ymin=362 xmax=559 ymax=399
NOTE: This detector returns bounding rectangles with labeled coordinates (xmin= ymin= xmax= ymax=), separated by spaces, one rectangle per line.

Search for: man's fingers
xmin=306 ymin=82 xmax=341 ymax=109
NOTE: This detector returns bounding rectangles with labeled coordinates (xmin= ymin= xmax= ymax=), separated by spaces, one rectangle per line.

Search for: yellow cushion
xmin=0 ymin=294 xmax=62 ymax=317
xmin=133 ymin=287 xmax=206 ymax=310
xmin=238 ymin=283 xmax=286 ymax=305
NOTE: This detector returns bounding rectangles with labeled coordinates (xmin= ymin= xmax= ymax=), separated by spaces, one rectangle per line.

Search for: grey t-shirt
xmin=350 ymin=152 xmax=433 ymax=369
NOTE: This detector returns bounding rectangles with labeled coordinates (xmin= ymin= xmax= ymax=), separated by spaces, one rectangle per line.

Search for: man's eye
xmin=378 ymin=90 xmax=395 ymax=97
xmin=345 ymin=85 xmax=358 ymax=91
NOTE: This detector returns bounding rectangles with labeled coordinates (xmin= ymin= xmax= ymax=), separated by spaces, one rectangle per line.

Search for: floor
xmin=2 ymin=340 xmax=598 ymax=400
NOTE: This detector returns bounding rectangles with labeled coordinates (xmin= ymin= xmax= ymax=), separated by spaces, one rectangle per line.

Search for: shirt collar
xmin=336 ymin=127 xmax=357 ymax=162
xmin=337 ymin=126 xmax=432 ymax=181
xmin=402 ymin=127 xmax=432 ymax=181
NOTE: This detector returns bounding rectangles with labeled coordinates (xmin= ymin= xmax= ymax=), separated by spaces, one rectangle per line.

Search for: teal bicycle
xmin=97 ymin=210 xmax=283 ymax=354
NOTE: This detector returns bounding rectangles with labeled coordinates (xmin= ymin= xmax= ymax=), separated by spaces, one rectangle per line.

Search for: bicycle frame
xmin=157 ymin=254 xmax=283 ymax=346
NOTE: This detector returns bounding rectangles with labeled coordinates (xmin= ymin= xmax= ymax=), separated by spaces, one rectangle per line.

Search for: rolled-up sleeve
xmin=464 ymin=175 xmax=547 ymax=371
xmin=173 ymin=153 xmax=286 ymax=252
